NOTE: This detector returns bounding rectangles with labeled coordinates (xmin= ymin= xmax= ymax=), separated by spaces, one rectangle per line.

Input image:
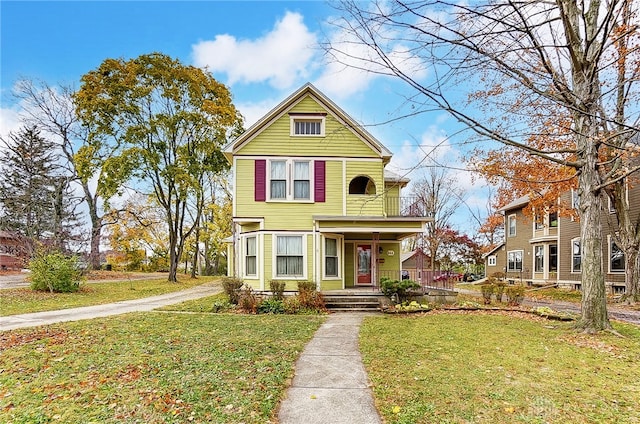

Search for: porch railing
xmin=379 ymin=270 xmax=458 ymax=291
xmin=385 ymin=196 xmax=433 ymax=217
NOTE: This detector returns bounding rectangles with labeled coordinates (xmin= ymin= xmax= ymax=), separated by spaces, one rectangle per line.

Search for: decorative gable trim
xmin=222 ymin=83 xmax=393 ymax=162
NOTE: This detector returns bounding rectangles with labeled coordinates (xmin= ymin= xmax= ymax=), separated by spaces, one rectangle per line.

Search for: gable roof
xmin=498 ymin=195 xmax=529 ymax=213
xmin=482 ymin=242 xmax=505 ymax=258
xmin=223 ymin=83 xmax=393 ymax=163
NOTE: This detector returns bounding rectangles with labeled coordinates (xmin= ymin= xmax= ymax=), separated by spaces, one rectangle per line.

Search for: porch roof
xmin=313 ymin=215 xmax=428 ymax=238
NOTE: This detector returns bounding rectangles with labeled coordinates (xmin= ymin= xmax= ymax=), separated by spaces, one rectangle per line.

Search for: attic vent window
xmin=290 ymin=114 xmax=326 ymax=136
xmin=295 ymin=120 xmax=321 ymax=135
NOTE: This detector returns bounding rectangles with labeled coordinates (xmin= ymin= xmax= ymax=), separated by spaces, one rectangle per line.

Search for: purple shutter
xmin=314 ymin=160 xmax=325 ymax=202
xmin=255 ymin=160 xmax=266 ymax=202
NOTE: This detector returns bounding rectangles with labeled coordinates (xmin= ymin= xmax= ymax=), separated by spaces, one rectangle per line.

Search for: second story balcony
xmin=385 ymin=196 xmax=433 ymax=217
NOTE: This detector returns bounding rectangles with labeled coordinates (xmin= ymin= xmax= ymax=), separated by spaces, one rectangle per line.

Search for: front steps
xmin=323 ymin=293 xmax=384 ymax=312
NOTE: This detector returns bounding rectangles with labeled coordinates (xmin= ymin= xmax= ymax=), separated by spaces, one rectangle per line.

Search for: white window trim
xmin=548 ymin=211 xmax=558 ymax=228
xmin=487 ymin=255 xmax=497 ymax=266
xmin=608 ymin=235 xmax=625 ymax=274
xmin=507 ymin=214 xmax=517 ymax=237
xmin=290 ymin=115 xmax=326 ymax=137
xmin=272 ymin=233 xmax=308 ymax=280
xmin=322 ymin=235 xmax=342 ymax=280
xmin=241 ymin=234 xmax=259 ymax=278
xmin=571 ymin=189 xmax=580 ymax=210
xmin=507 ymin=250 xmax=523 ymax=272
xmin=571 ymin=237 xmax=581 ymax=274
xmin=534 ymin=245 xmax=544 ymax=273
xmin=607 ymin=183 xmax=628 ymax=214
xmin=267 ymin=158 xmax=314 ymax=203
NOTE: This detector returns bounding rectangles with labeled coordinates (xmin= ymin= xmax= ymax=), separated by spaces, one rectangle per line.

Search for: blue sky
xmin=1 ymin=1 xmax=491 ymax=234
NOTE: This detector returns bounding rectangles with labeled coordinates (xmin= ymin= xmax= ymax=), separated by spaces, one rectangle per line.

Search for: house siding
xmin=505 ymin=209 xmax=534 ymax=281
xmin=235 ymin=158 xmax=343 ymax=230
xmin=227 ymin=84 xmax=431 ymax=291
xmin=346 ymin=161 xmax=385 ymax=216
xmin=496 ymin=186 xmax=639 ymax=292
xmin=236 ymin=97 xmax=379 ymax=158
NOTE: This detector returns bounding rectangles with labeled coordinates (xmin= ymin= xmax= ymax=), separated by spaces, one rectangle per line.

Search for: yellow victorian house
xmin=224 ymin=83 xmax=431 ymax=291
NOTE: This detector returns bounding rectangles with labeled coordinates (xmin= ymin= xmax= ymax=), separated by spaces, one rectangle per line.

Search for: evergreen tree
xmin=0 ymin=125 xmax=81 ymax=253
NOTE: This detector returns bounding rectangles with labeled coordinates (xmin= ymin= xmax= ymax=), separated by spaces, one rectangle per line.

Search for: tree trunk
xmin=624 ymin=248 xmax=639 ymax=303
xmin=168 ymin=230 xmax=179 ymax=282
xmin=574 ymin=124 xmax=611 ymax=332
xmin=190 ymin=222 xmax=200 ymax=279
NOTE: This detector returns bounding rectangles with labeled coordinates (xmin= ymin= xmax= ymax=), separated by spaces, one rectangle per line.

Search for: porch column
xmin=372 ymin=232 xmax=379 ymax=290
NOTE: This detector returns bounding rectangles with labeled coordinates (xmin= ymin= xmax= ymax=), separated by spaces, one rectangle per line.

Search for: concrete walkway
xmin=0 ymin=284 xmax=221 ymax=331
xmin=278 ymin=312 xmax=382 ymax=424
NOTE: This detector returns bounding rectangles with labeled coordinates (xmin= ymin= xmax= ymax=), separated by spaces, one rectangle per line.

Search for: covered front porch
xmin=314 ymin=215 xmax=444 ymax=292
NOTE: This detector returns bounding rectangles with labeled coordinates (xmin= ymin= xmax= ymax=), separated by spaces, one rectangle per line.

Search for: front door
xmin=356 ymin=244 xmax=372 ymax=285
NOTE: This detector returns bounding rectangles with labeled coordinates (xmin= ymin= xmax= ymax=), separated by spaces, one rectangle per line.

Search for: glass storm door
xmin=357 ymin=244 xmax=372 ymax=285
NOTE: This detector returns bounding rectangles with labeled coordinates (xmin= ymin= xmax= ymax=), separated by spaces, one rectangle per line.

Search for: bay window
xmin=275 ymin=235 xmax=305 ymax=278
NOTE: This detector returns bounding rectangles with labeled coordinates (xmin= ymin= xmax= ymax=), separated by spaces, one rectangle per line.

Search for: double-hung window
xmin=507 ymin=215 xmax=517 ymax=237
xmin=275 ymin=235 xmax=305 ymax=278
xmin=324 ymin=237 xmax=339 ymax=278
xmin=549 ymin=212 xmax=558 ymax=228
xmin=610 ymin=238 xmax=625 ymax=273
xmin=507 ymin=250 xmax=523 ymax=271
xmin=293 ymin=161 xmax=310 ymax=200
xmin=244 ymin=236 xmax=257 ymax=277
xmin=572 ymin=238 xmax=581 ymax=272
xmin=268 ymin=159 xmax=311 ymax=201
xmin=534 ymin=246 xmax=544 ymax=272
xmin=270 ymin=161 xmax=287 ymax=199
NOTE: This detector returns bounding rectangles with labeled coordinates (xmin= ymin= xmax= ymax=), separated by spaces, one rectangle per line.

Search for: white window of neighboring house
xmin=572 ymin=189 xmax=580 ymax=209
xmin=275 ymin=235 xmax=306 ymax=278
xmin=488 ymin=255 xmax=497 ymax=266
xmin=507 ymin=250 xmax=523 ymax=271
xmin=607 ymin=180 xmax=629 ymax=214
xmin=610 ymin=237 xmax=625 ymax=273
xmin=507 ymin=214 xmax=517 ymax=237
xmin=324 ymin=237 xmax=340 ymax=278
xmin=268 ymin=159 xmax=312 ymax=201
xmin=291 ymin=116 xmax=325 ymax=136
xmin=549 ymin=244 xmax=558 ymax=272
xmin=549 ymin=211 xmax=558 ymax=228
xmin=534 ymin=245 xmax=544 ymax=272
xmin=244 ymin=236 xmax=257 ymax=277
xmin=534 ymin=214 xmax=544 ymax=230
xmin=572 ymin=238 xmax=581 ymax=273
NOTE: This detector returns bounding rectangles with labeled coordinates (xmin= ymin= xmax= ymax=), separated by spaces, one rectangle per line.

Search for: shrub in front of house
xmin=505 ymin=285 xmax=526 ymax=306
xmin=297 ymin=280 xmax=327 ymax=313
xmin=381 ymin=277 xmax=421 ymax=302
xmin=269 ymin=279 xmax=286 ymax=300
xmin=494 ymin=281 xmax=506 ymax=303
xmin=29 ymin=251 xmax=84 ymax=293
xmin=221 ymin=276 xmax=244 ymax=304
xmin=238 ymin=285 xmax=260 ymax=313
xmin=257 ymin=298 xmax=285 ymax=314
xmin=480 ymin=283 xmax=494 ymax=304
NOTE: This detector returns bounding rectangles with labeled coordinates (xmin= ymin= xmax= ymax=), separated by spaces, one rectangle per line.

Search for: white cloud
xmin=236 ymin=98 xmax=280 ymax=129
xmin=387 ymin=125 xmax=453 ymax=175
xmin=0 ymin=105 xmax=23 ymax=140
xmin=192 ymin=11 xmax=317 ymax=90
xmin=314 ymin=7 xmax=428 ymax=101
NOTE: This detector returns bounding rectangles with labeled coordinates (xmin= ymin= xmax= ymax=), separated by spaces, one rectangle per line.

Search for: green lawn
xmin=360 ymin=311 xmax=640 ymax=423
xmin=0 ymin=276 xmax=219 ymax=316
xmin=0 ymin=312 xmax=325 ymax=424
